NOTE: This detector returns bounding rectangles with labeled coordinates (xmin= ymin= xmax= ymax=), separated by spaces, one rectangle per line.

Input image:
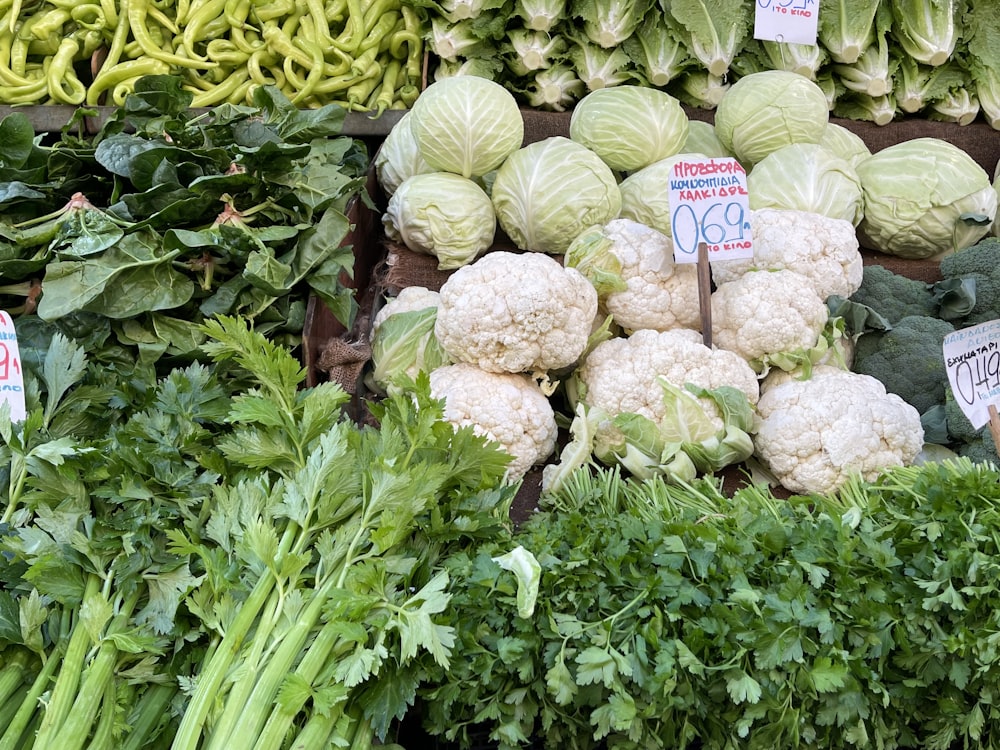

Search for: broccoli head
xmin=944 ymin=390 xmax=983 ymax=444
xmin=944 ymin=389 xmax=1000 ymax=466
xmin=848 ymin=265 xmax=937 ymax=325
xmin=956 ymin=430 xmax=1000 ymax=467
xmin=939 ymin=236 xmax=1000 ymax=325
xmin=851 ymin=314 xmax=955 ymax=415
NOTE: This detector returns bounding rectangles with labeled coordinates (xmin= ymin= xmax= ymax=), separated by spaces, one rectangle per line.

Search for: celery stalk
xmin=31 ymin=575 xmax=102 ymax=748
xmin=0 ymin=643 xmax=64 ymax=750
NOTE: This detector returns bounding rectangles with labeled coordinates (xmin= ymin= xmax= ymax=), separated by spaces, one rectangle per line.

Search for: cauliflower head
xmin=600 ymin=218 xmax=701 ymax=333
xmin=753 ymin=365 xmax=925 ymax=495
xmin=710 ymin=208 xmax=863 ymax=300
xmin=372 ymin=286 xmax=441 ymax=330
xmin=712 ymin=269 xmax=830 ymax=372
xmin=577 ymin=328 xmax=760 ymax=429
xmin=541 ymin=329 xmax=760 ymax=490
xmin=435 ymin=251 xmax=599 ymax=373
xmin=429 ymin=363 xmax=558 ymax=479
xmin=368 ymin=287 xmax=452 ymax=395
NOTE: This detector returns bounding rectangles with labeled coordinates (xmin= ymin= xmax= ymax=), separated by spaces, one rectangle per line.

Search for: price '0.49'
xmin=951 ymin=349 xmax=1000 ymax=407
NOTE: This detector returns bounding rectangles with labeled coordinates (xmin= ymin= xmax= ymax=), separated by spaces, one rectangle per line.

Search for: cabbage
xmin=374 ymin=111 xmax=434 ymax=197
xmin=408 ymin=76 xmax=524 ymax=178
xmin=856 ymin=138 xmax=998 ymax=259
xmin=617 ymin=153 xmax=706 ymax=237
xmin=568 ymin=85 xmax=689 ymax=172
xmin=713 ymin=70 xmax=830 ymax=167
xmin=819 ymin=122 xmax=871 ymax=170
xmin=491 ymin=136 xmax=622 ymax=254
xmin=683 ymin=120 xmax=732 ymax=158
xmin=382 ymin=172 xmax=496 ymax=269
xmin=748 ymin=143 xmax=864 ymax=226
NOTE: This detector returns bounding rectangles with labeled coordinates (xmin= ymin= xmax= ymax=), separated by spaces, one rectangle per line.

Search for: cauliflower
xmin=711 ymin=268 xmax=831 ymax=373
xmin=429 ymin=363 xmax=558 ymax=479
xmin=368 ymin=287 xmax=452 ymax=395
xmin=540 ymin=329 xmax=760 ymax=491
xmin=372 ymin=286 xmax=442 ymax=329
xmin=710 ymin=208 xmax=863 ymax=300
xmin=566 ymin=218 xmax=701 ymax=333
xmin=434 ymin=251 xmax=599 ymax=374
xmin=752 ymin=365 xmax=925 ymax=495
xmin=578 ymin=328 xmax=760 ymax=421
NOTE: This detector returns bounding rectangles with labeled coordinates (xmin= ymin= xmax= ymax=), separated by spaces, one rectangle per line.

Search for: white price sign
xmin=943 ymin=319 xmax=1000 ymax=429
xmin=668 ymin=157 xmax=753 ymax=264
xmin=753 ymin=0 xmax=819 ymax=45
xmin=0 ymin=311 xmax=25 ymax=423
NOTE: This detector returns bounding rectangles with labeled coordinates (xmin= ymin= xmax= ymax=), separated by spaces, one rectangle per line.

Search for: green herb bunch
xmin=0 ymin=315 xmax=517 ymax=749
xmin=0 ymin=75 xmax=369 ymax=368
xmin=418 ymin=460 xmax=1000 ymax=750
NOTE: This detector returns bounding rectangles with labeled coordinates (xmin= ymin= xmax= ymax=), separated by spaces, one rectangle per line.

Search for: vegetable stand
xmin=306 ymin=106 xmax=1000 ymax=383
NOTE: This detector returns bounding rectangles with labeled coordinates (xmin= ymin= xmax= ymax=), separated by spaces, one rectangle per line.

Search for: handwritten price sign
xmin=753 ymin=0 xmax=819 ymax=45
xmin=668 ymin=158 xmax=753 ymax=264
xmin=943 ymin=320 xmax=1000 ymax=429
xmin=0 ymin=311 xmax=25 ymax=423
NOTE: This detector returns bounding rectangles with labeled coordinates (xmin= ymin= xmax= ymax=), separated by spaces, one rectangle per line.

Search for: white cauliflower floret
xmin=712 ymin=269 xmax=829 ymax=371
xmin=601 ymin=218 xmax=701 ymax=333
xmin=577 ymin=328 xmax=760 ymax=431
xmin=368 ymin=287 xmax=451 ymax=394
xmin=753 ymin=365 xmax=924 ymax=495
xmin=435 ymin=251 xmax=599 ymax=373
xmin=372 ymin=286 xmax=441 ymax=331
xmin=429 ymin=363 xmax=558 ymax=479
xmin=710 ymin=208 xmax=863 ymax=299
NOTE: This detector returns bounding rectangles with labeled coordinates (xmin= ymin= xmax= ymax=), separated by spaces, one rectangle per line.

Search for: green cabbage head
xmin=491 ymin=136 xmax=622 ymax=254
xmin=569 ymin=85 xmax=689 ymax=172
xmin=714 ymin=70 xmax=830 ymax=166
xmin=857 ymin=137 xmax=998 ymax=259
xmin=748 ymin=143 xmax=864 ymax=226
xmin=382 ymin=172 xmax=496 ymax=269
xmin=409 ymin=76 xmax=524 ymax=178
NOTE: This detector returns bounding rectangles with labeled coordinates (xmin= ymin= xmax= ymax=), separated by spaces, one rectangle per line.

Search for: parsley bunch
xmin=419 ymin=460 xmax=1000 ymax=750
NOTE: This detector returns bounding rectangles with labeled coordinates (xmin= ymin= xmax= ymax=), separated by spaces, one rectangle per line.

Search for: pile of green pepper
xmin=0 ymin=0 xmax=424 ymax=111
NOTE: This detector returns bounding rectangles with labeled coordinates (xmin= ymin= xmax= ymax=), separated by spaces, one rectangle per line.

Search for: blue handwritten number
xmin=726 ymin=203 xmax=746 ymax=239
xmin=672 ymin=204 xmax=700 ymax=255
xmin=757 ymin=0 xmax=772 ymax=7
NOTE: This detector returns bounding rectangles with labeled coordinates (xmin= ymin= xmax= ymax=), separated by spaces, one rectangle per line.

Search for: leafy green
xmin=418 ymin=458 xmax=1000 ymax=750
xmin=0 ymin=75 xmax=368 ymax=374
xmin=662 ymin=0 xmax=753 ymax=77
xmin=0 ymin=311 xmax=517 ymax=750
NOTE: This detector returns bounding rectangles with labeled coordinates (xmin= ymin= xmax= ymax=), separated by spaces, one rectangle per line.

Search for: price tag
xmin=668 ymin=157 xmax=753 ymax=264
xmin=0 ymin=311 xmax=25 ymax=423
xmin=753 ymin=0 xmax=819 ymax=45
xmin=943 ymin=319 xmax=1000 ymax=429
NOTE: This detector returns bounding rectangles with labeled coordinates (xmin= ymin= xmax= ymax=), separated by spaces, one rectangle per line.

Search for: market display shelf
xmin=1 ymin=104 xmax=408 ymax=137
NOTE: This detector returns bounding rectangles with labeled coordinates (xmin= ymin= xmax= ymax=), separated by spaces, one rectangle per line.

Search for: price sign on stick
xmin=753 ymin=0 xmax=819 ymax=45
xmin=668 ymin=157 xmax=753 ymax=265
xmin=943 ymin=320 xmax=1000 ymax=431
xmin=0 ymin=311 xmax=25 ymax=423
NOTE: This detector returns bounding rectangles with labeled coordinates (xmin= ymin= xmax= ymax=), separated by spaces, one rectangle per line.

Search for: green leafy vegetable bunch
xmin=416 ymin=458 xmax=1000 ymax=749
xmin=0 ymin=314 xmax=517 ymax=749
xmin=0 ymin=75 xmax=369 ymax=370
